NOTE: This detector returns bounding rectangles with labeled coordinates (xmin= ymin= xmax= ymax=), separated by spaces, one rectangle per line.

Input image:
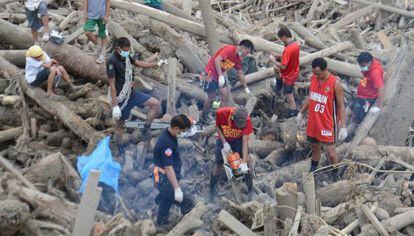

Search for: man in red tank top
xmin=297 ymin=58 xmax=347 ymax=180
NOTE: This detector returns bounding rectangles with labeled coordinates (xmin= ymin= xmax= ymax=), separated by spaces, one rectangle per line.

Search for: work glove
xmin=174 ymin=188 xmax=183 ymax=203
xmin=245 ymin=87 xmax=252 ymax=95
xmin=157 ymin=59 xmax=168 ymax=67
xmin=222 ymin=142 xmax=232 ymax=154
xmin=218 ymin=75 xmax=226 ymax=88
xmin=369 ymin=106 xmax=381 ymax=113
xmin=112 ymin=105 xmax=121 ymax=120
xmin=338 ymin=128 xmax=348 ymax=142
xmin=296 ymin=112 xmax=304 ymax=126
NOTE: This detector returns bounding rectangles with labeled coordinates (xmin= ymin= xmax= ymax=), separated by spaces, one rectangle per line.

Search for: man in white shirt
xmin=25 ymin=46 xmax=80 ymax=98
xmin=25 ymin=0 xmax=50 ymax=42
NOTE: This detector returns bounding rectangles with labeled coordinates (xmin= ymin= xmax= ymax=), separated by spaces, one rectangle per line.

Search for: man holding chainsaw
xmin=210 ymin=106 xmax=254 ymax=200
xmin=107 ymin=37 xmax=167 ymax=156
xmin=153 ymin=114 xmax=194 ymax=226
xmin=200 ymin=40 xmax=255 ymax=124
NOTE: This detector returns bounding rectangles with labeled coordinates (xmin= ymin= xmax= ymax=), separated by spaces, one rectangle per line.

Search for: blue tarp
xmin=77 ymin=136 xmax=121 ymax=193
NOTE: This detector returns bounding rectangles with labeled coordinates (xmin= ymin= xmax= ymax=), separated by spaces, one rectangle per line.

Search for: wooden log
xmin=317 ymin=180 xmax=359 ymax=207
xmin=64 ymin=27 xmax=84 ymax=44
xmin=303 ymin=173 xmax=316 ymax=216
xmin=198 ymin=0 xmax=221 ymax=54
xmin=0 ymin=127 xmax=23 ymax=143
xmin=376 ymin=30 xmax=394 ymax=50
xmin=0 ymin=95 xmax=22 ymax=105
xmin=182 ymin=0 xmax=192 ymax=15
xmin=275 ymin=182 xmax=298 ymax=221
xmin=166 ymin=58 xmax=177 ymax=115
xmin=249 ymin=139 xmax=283 ymax=159
xmin=306 ymin=0 xmax=320 ymax=21
xmin=42 ymin=42 xmax=108 ymax=83
xmin=166 ymin=203 xmax=207 ymax=236
xmin=331 ymin=6 xmax=376 ymax=29
xmin=59 ymin=10 xmax=77 ymax=30
xmin=233 ymin=32 xmax=363 ymax=78
xmin=360 ymin=204 xmax=390 ymax=236
xmin=299 ymin=41 xmax=354 ymax=65
xmin=382 ymin=209 xmax=414 ymax=232
xmin=0 ymin=18 xmax=33 ymax=49
xmin=111 ymin=0 xmax=233 ymax=44
xmin=0 ymin=13 xmax=27 ymax=23
xmin=232 ymin=67 xmax=275 ymax=89
xmin=263 ymin=205 xmax=278 ymax=236
xmin=284 ymin=22 xmax=325 ymax=49
xmin=350 ymin=0 xmax=414 ymax=18
xmin=0 ymin=50 xmax=26 ymax=67
xmin=30 ymin=118 xmax=37 ymax=139
xmin=217 ymin=210 xmax=257 ymax=236
xmin=350 ymin=28 xmax=366 ymax=50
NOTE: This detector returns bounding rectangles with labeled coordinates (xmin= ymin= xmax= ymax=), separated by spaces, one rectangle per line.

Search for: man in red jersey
xmin=350 ymin=52 xmax=384 ymax=124
xmin=209 ymin=106 xmax=254 ymax=200
xmin=269 ymin=27 xmax=300 ymax=118
xmin=200 ymin=40 xmax=254 ymax=124
xmin=297 ymin=58 xmax=347 ymax=180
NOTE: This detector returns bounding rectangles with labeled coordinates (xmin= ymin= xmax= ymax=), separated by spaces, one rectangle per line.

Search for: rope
xmin=108 ymin=56 xmax=133 ymax=110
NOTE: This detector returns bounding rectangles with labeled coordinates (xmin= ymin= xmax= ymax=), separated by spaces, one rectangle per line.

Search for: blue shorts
xmin=25 ymin=1 xmax=48 ymax=31
xmin=350 ymin=97 xmax=376 ymax=124
xmin=30 ymin=68 xmax=50 ymax=86
xmin=215 ymin=138 xmax=243 ymax=165
xmin=203 ymin=77 xmax=227 ymax=93
xmin=275 ymin=78 xmax=294 ymax=95
xmin=120 ymin=90 xmax=151 ymax=120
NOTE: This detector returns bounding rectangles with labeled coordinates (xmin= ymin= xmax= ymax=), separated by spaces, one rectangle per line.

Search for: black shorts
xmin=30 ymin=68 xmax=50 ymax=87
xmin=119 ymin=90 xmax=152 ymax=120
xmin=350 ymin=97 xmax=377 ymax=124
xmin=214 ymin=138 xmax=243 ymax=165
xmin=275 ymin=78 xmax=294 ymax=95
xmin=307 ymin=136 xmax=335 ymax=144
xmin=203 ymin=77 xmax=227 ymax=93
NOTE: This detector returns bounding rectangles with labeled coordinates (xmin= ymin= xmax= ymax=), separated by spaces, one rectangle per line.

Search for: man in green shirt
xmin=144 ymin=0 xmax=163 ymax=11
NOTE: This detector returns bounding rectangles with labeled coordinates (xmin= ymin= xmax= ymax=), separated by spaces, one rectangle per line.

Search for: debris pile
xmin=0 ymin=0 xmax=414 ymax=235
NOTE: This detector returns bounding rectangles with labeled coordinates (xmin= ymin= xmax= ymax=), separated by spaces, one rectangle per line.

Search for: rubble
xmin=0 ymin=0 xmax=414 ymax=235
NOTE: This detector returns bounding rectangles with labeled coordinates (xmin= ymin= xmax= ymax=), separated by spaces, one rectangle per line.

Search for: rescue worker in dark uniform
xmin=153 ymin=114 xmax=194 ymax=226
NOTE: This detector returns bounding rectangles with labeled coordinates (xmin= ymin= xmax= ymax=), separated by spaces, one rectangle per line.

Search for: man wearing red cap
xmin=210 ymin=106 xmax=254 ymax=200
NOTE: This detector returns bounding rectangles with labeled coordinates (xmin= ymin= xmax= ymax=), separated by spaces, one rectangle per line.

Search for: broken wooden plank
xmin=166 ymin=203 xmax=207 ymax=236
xmin=218 ymin=210 xmax=257 ymax=236
xmin=0 ymin=127 xmax=23 ymax=143
xmin=303 ymin=173 xmax=316 ymax=216
xmin=72 ymin=170 xmax=102 ymax=236
xmin=166 ymin=58 xmax=177 ymax=115
xmin=382 ymin=209 xmax=414 ymax=232
xmin=0 ymin=155 xmax=38 ymax=190
xmin=64 ymin=27 xmax=84 ymax=44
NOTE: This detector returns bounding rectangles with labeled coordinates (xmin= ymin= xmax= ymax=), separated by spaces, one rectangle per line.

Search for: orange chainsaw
xmin=222 ymin=151 xmax=249 ymax=180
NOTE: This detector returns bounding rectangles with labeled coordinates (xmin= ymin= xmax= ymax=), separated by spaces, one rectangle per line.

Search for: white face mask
xmin=237 ymin=50 xmax=243 ymax=56
xmin=360 ymin=66 xmax=369 ymax=72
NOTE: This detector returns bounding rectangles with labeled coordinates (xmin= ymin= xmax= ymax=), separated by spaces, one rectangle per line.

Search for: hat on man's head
xmin=26 ymin=45 xmax=43 ymax=58
xmin=233 ymin=107 xmax=248 ymax=128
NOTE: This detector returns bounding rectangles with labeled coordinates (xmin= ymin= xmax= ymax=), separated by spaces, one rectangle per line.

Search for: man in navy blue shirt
xmin=153 ymin=114 xmax=194 ymax=226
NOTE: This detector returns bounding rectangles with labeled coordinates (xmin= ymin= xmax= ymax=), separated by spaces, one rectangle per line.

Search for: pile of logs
xmin=0 ymin=0 xmax=414 ymax=235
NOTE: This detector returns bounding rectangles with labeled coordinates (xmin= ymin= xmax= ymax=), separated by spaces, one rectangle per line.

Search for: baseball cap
xmin=233 ymin=107 xmax=248 ymax=128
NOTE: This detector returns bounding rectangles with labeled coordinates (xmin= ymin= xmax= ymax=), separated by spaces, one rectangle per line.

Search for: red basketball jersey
xmin=306 ymin=73 xmax=337 ymax=143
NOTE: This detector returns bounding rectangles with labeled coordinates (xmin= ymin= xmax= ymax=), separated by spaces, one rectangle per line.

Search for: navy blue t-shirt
xmin=153 ymin=129 xmax=182 ymax=179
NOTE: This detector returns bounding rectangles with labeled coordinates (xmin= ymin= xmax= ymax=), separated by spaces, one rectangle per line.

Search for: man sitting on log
xmin=83 ymin=0 xmax=110 ymax=64
xmin=153 ymin=114 xmax=194 ymax=227
xmin=200 ymin=40 xmax=254 ymax=124
xmin=25 ymin=0 xmax=50 ymax=43
xmin=297 ymin=58 xmax=347 ymax=180
xmin=349 ymin=52 xmax=384 ymax=124
xmin=269 ymin=27 xmax=300 ymax=118
xmin=107 ymin=37 xmax=166 ymax=156
xmin=210 ymin=106 xmax=254 ymax=200
xmin=25 ymin=45 xmax=80 ymax=98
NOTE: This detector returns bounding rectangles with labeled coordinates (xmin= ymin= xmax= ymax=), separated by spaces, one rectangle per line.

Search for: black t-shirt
xmin=153 ymin=129 xmax=182 ymax=179
xmin=106 ymin=53 xmax=136 ymax=96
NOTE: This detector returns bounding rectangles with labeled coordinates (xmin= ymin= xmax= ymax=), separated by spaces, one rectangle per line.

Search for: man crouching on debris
xmin=153 ymin=114 xmax=194 ymax=226
xmin=25 ymin=45 xmax=80 ymax=98
xmin=350 ymin=52 xmax=385 ymax=124
xmin=107 ymin=37 xmax=167 ymax=156
xmin=297 ymin=58 xmax=347 ymax=181
xmin=210 ymin=106 xmax=254 ymax=200
xmin=200 ymin=40 xmax=254 ymax=124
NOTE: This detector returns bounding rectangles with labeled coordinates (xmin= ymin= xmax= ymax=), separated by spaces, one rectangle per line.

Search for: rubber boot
xmin=286 ymin=109 xmax=299 ymax=118
xmin=244 ymin=173 xmax=253 ymax=193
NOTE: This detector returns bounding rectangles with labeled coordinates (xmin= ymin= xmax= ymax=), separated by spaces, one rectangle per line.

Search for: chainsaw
xmin=222 ymin=150 xmax=249 ymax=180
xmin=124 ymin=121 xmax=204 ymax=138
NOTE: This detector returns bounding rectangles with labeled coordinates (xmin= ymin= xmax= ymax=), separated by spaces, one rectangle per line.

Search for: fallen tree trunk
xmin=331 ymin=6 xmax=376 ymax=29
xmin=382 ymin=209 xmax=414 ymax=232
xmin=0 ymin=18 xmax=33 ymax=49
xmin=299 ymin=41 xmax=354 ymax=65
xmin=0 ymin=127 xmax=23 ymax=143
xmin=317 ymin=180 xmax=361 ymax=207
xmin=248 ymin=139 xmax=284 ymax=159
xmin=0 ymin=50 xmax=26 ymax=67
xmin=350 ymin=0 xmax=414 ymax=18
xmin=198 ymin=0 xmax=221 ymax=54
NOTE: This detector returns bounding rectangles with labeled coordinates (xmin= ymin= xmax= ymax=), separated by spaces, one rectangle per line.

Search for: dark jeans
xmin=155 ymin=177 xmax=194 ymax=225
xmin=350 ymin=97 xmax=377 ymax=124
xmin=275 ymin=78 xmax=294 ymax=95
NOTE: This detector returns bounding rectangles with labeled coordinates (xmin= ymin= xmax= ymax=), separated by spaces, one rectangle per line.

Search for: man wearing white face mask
xmin=350 ymin=52 xmax=385 ymax=124
xmin=106 ymin=37 xmax=167 ymax=157
xmin=200 ymin=40 xmax=254 ymax=124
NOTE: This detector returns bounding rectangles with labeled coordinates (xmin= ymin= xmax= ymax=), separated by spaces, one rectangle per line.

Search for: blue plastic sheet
xmin=77 ymin=136 xmax=121 ymax=193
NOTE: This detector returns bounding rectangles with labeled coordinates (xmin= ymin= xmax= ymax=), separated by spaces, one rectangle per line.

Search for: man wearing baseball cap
xmin=210 ymin=106 xmax=254 ymax=200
